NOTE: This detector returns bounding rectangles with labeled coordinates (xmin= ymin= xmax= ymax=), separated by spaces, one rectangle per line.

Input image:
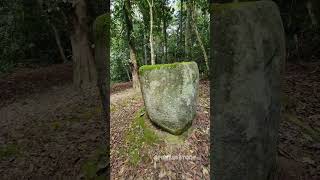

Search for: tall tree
xmin=40 ymin=0 xmax=99 ymax=88
xmin=137 ymin=0 xmax=151 ymax=65
xmin=185 ymin=0 xmax=192 ymax=61
xmin=147 ymin=0 xmax=156 ymax=65
xmin=191 ymin=0 xmax=209 ymax=70
xmin=70 ymin=0 xmax=97 ymax=88
xmin=179 ymin=0 xmax=184 ymax=61
xmin=123 ymin=0 xmax=140 ymax=90
xmin=162 ymin=0 xmax=168 ymax=63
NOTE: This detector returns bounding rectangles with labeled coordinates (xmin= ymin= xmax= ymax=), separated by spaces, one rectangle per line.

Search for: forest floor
xmin=0 ymin=63 xmax=319 ymax=179
xmin=110 ymin=80 xmax=210 ymax=179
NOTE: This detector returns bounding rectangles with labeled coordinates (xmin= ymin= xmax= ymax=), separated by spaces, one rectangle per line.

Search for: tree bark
xmin=143 ymin=28 xmax=148 ymax=65
xmin=185 ymin=0 xmax=192 ymax=61
xmin=162 ymin=0 xmax=168 ymax=63
xmin=124 ymin=0 xmax=140 ymax=90
xmin=122 ymin=61 xmax=131 ymax=81
xmin=147 ymin=0 xmax=155 ymax=65
xmin=190 ymin=1 xmax=209 ymax=71
xmin=70 ymin=0 xmax=97 ymax=88
xmin=179 ymin=0 xmax=184 ymax=61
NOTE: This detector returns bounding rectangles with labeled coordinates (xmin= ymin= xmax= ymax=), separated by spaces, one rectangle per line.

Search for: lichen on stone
xmin=139 ymin=61 xmax=199 ymax=135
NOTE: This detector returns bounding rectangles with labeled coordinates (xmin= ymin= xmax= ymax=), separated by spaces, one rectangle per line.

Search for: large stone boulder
xmin=139 ymin=62 xmax=199 ymax=135
xmin=210 ymin=1 xmax=285 ymax=180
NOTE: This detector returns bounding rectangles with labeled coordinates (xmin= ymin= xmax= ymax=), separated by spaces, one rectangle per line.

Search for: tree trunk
xmin=70 ymin=0 xmax=97 ymax=88
xmin=122 ymin=61 xmax=131 ymax=81
xmin=190 ymin=1 xmax=209 ymax=71
xmin=50 ymin=23 xmax=68 ymax=63
xmin=129 ymin=47 xmax=140 ymax=90
xmin=179 ymin=0 xmax=184 ymax=61
xmin=124 ymin=0 xmax=140 ymax=90
xmin=148 ymin=0 xmax=156 ymax=65
xmin=175 ymin=25 xmax=180 ymax=62
xmin=143 ymin=28 xmax=148 ymax=65
xmin=162 ymin=0 xmax=168 ymax=63
xmin=185 ymin=0 xmax=192 ymax=61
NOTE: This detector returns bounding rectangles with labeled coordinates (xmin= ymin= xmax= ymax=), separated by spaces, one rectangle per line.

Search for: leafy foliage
xmin=0 ymin=0 xmax=319 ymax=78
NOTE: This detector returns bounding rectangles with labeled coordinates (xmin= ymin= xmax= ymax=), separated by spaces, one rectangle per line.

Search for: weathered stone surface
xmin=210 ymin=1 xmax=285 ymax=180
xmin=139 ymin=62 xmax=199 ymax=135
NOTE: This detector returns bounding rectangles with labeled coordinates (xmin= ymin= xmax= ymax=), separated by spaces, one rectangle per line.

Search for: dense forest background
xmin=1 ymin=0 xmax=319 ymax=83
xmin=0 ymin=0 xmax=319 ymax=178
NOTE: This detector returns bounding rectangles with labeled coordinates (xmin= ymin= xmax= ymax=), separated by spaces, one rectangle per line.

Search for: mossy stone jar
xmin=139 ymin=62 xmax=199 ymax=135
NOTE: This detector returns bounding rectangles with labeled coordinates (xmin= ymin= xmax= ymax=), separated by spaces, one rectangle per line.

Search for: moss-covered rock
xmin=139 ymin=62 xmax=199 ymax=135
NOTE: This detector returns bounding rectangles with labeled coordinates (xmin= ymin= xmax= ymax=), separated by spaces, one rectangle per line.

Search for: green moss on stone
xmin=139 ymin=61 xmax=194 ymax=76
xmin=93 ymin=13 xmax=110 ymax=41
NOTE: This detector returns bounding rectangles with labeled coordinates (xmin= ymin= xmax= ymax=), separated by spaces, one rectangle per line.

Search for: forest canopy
xmin=0 ymin=0 xmax=319 ymax=84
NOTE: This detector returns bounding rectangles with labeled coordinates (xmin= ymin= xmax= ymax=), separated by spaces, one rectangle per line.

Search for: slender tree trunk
xmin=162 ymin=0 xmax=168 ymax=63
xmin=129 ymin=47 xmax=139 ymax=89
xmin=143 ymin=28 xmax=148 ymax=65
xmin=124 ymin=0 xmax=140 ymax=90
xmin=122 ymin=61 xmax=131 ymax=81
xmin=179 ymin=0 xmax=184 ymax=61
xmin=190 ymin=1 xmax=209 ymax=71
xmin=38 ymin=0 xmax=67 ymax=64
xmin=50 ymin=23 xmax=68 ymax=63
xmin=185 ymin=0 xmax=192 ymax=61
xmin=70 ymin=0 xmax=97 ymax=88
xmin=175 ymin=24 xmax=181 ymax=62
xmin=147 ymin=0 xmax=155 ymax=65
